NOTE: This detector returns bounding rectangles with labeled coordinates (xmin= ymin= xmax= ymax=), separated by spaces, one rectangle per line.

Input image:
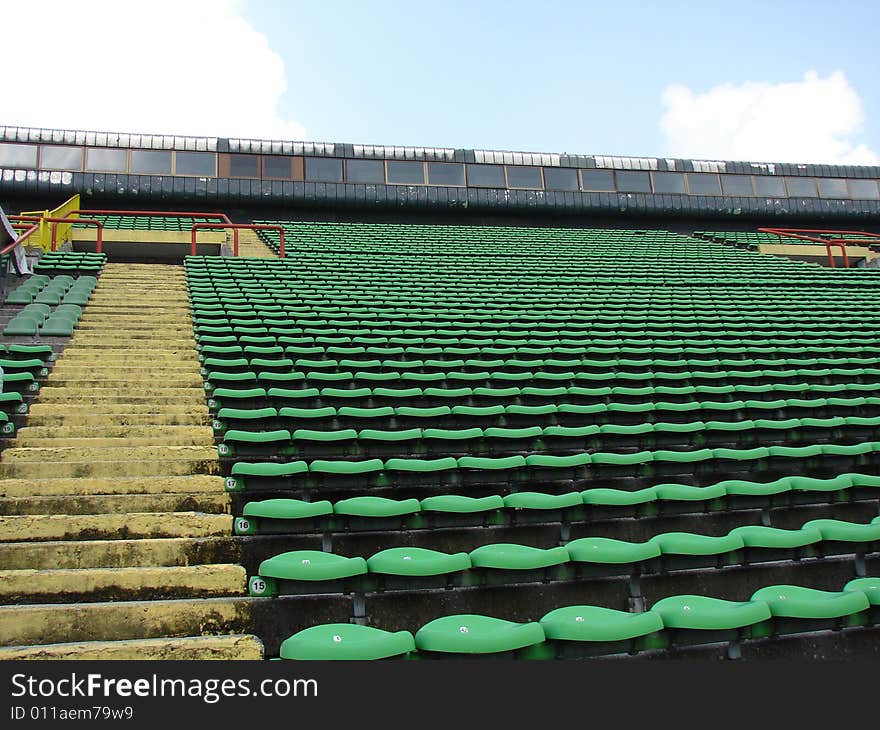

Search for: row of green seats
xmin=203 ymin=361 xmax=880 ymax=387
xmin=235 ymin=472 xmax=880 ymax=536
xmin=251 ymin=515 xmax=880 ymax=596
xmin=195 ymin=323 xmax=880 ymax=344
xmin=225 ymin=440 xmax=880 ymax=491
xmin=196 ymin=342 xmax=880 ymax=361
xmin=276 ymin=577 xmax=880 ymax=659
xmin=218 ymin=415 xmax=880 ymax=460
xmin=199 ymin=348 xmax=880 ymax=373
xmin=206 ymin=379 xmax=880 ymax=407
xmin=192 ymin=311 xmax=880 ymax=332
xmin=188 ymin=288 xmax=880 ymax=307
xmin=76 ymin=216 xmax=215 ymax=230
xmin=211 ymin=396 xmax=880 ymax=430
xmin=4 ymin=302 xmax=83 ymax=337
xmin=33 ymin=251 xmax=105 ymax=274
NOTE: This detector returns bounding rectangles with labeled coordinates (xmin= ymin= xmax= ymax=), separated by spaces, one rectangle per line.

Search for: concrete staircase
xmin=0 ymin=263 xmax=262 ymax=659
xmin=234 ymin=229 xmax=278 ymax=258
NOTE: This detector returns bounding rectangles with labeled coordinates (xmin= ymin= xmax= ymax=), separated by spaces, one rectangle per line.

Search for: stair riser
xmin=0 ymin=635 xmax=263 ymax=660
xmin=0 ymin=492 xmax=229 ymax=516
xmin=0 ymin=565 xmax=246 ymax=604
xmin=0 ymin=459 xmax=221 ymax=479
xmin=0 ymin=598 xmax=254 ymax=645
xmin=2 ymin=445 xmax=217 ymax=463
xmin=0 ymin=475 xmax=225 ymax=498
xmin=0 ymin=536 xmax=240 ymax=570
xmin=0 ymin=513 xmax=232 ymax=542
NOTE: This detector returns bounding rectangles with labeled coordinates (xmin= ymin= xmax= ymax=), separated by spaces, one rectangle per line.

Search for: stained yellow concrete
xmin=0 ymin=597 xmax=255 ymax=646
xmin=1 ymin=491 xmax=230 ymax=517
xmin=0 ymin=512 xmax=232 ymax=541
xmin=0 ymin=564 xmax=247 ymax=601
xmin=1 ymin=262 xmax=261 ymax=659
xmin=233 ymin=228 xmax=279 ymax=258
xmin=1 ymin=474 xmax=224 ymax=498
xmin=0 ymin=635 xmax=264 ymax=660
xmin=0 ymin=535 xmax=236 ymax=570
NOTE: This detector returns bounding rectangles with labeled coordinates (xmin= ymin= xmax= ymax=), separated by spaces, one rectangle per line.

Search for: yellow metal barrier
xmin=19 ymin=194 xmax=81 ymax=251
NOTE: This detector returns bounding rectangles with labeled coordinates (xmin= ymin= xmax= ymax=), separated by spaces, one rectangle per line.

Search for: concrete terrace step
xmin=0 ymin=635 xmax=263 ymax=660
xmin=0 ymin=457 xmax=221 ymax=479
xmin=0 ymin=597 xmax=256 ymax=646
xmin=29 ymin=394 xmax=209 ymax=406
xmin=0 ymin=474 xmax=225 ymax=498
xmin=0 ymin=490 xmax=229 ymax=516
xmin=0 ymin=535 xmax=238 ymax=570
xmin=0 ymin=262 xmax=252 ymax=655
xmin=0 ymin=564 xmax=247 ymax=603
xmin=10 ymin=436 xmax=214 ymax=449
xmin=66 ymin=336 xmax=196 ymax=345
xmin=1 ymin=444 xmax=218 ymax=463
xmin=0 ymin=511 xmax=232 ymax=542
xmin=15 ymin=425 xmax=213 ymax=444
xmin=23 ymin=411 xmax=210 ymax=426
xmin=40 ymin=376 xmax=205 ymax=388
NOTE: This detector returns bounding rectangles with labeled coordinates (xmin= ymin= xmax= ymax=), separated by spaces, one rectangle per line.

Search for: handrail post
xmin=278 ymin=230 xmax=285 ymax=258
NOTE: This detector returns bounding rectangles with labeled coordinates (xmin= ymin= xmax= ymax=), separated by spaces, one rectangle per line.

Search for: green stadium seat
xmin=279 ymin=624 xmax=415 ymax=660
xmin=414 ymin=615 xmax=545 ymax=657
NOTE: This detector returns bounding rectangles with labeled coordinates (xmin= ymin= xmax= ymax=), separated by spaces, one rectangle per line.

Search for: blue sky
xmin=4 ymin=0 xmax=879 ymax=164
xmin=243 ymin=0 xmax=880 ymax=162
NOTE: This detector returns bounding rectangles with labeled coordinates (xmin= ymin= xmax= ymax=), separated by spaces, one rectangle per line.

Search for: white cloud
xmin=0 ymin=0 xmax=305 ymax=141
xmin=660 ymin=71 xmax=878 ymax=165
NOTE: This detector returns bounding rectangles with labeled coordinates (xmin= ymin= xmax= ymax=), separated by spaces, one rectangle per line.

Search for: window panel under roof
xmin=651 ymin=171 xmax=686 ymax=194
xmin=615 ymin=170 xmax=651 ymax=193
xmin=506 ymin=166 xmax=543 ymax=188
xmin=466 ymin=164 xmax=505 ymax=187
xmin=580 ymin=169 xmax=615 ymax=191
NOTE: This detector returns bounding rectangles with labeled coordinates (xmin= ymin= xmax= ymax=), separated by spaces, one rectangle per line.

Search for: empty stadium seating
xmin=180 ymin=222 xmax=880 ymax=659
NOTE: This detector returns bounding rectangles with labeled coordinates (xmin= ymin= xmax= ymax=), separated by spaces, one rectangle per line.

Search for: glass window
xmin=41 ymin=145 xmax=83 ymax=171
xmin=720 ymin=174 xmax=754 ymax=196
xmin=817 ymin=178 xmax=849 ymax=199
xmin=754 ymin=176 xmax=786 ymax=197
xmin=543 ymin=167 xmax=578 ymax=191
xmin=263 ymin=156 xmax=292 ymax=179
xmin=176 ymin=151 xmax=216 ymax=176
xmin=130 ymin=150 xmax=172 ymax=174
xmin=580 ymin=169 xmax=615 ymax=191
xmin=0 ymin=143 xmax=37 ymax=167
xmin=85 ymin=148 xmax=127 ymax=172
xmin=848 ymin=179 xmax=880 ymax=200
xmin=686 ymin=173 xmax=721 ymax=195
xmin=229 ymin=154 xmax=259 ymax=178
xmin=304 ymin=157 xmax=342 ymax=181
xmin=387 ymin=161 xmax=425 ymax=184
xmin=651 ymin=172 xmax=686 ymax=194
xmin=427 ymin=162 xmax=465 ymax=186
xmin=466 ymin=164 xmax=505 ymax=187
xmin=785 ymin=177 xmax=818 ymax=197
xmin=615 ymin=170 xmax=651 ymax=193
xmin=506 ymin=166 xmax=543 ymax=188
xmin=346 ymin=159 xmax=385 ymax=184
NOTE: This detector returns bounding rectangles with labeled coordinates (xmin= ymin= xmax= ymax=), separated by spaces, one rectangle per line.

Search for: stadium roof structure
xmin=1 ymin=124 xmax=880 ymax=666
xmin=2 ymin=125 xmax=880 ymax=222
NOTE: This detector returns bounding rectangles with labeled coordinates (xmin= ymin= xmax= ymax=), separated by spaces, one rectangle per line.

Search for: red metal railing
xmin=9 ymin=214 xmax=104 ymax=253
xmin=70 ymin=209 xmax=239 ymax=252
xmin=757 ymin=227 xmax=880 ymax=268
xmin=191 ymin=223 xmax=285 ymax=257
xmin=0 ymin=223 xmax=39 ymax=256
xmin=9 ymin=215 xmax=104 ymax=253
